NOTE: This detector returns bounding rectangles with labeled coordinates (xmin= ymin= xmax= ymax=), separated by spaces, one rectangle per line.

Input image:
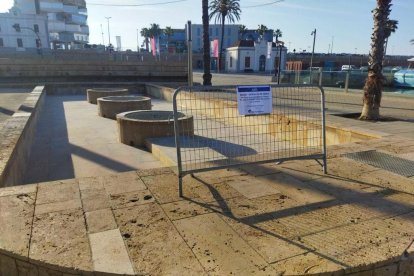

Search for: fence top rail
xmin=173 ymin=84 xmax=325 ymax=101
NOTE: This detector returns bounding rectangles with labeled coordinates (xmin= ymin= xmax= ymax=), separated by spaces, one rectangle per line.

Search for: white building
xmin=187 ymin=24 xmax=240 ymax=53
xmin=0 ymin=8 xmax=49 ymax=51
xmin=14 ymin=0 xmax=89 ymax=49
xmin=225 ymin=39 xmax=287 ymax=73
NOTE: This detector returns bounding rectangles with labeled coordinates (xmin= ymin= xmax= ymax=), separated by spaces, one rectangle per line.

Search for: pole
xmin=331 ymin=36 xmax=334 ymax=54
xmin=100 ymin=24 xmax=105 ymax=45
xmin=310 ymin=29 xmax=316 ymax=69
xmin=187 ymin=21 xmax=193 ymax=87
xmin=277 ymin=43 xmax=283 ymax=84
xmin=136 ymin=28 xmax=139 ymax=52
xmin=105 ymin=17 xmax=111 ymax=45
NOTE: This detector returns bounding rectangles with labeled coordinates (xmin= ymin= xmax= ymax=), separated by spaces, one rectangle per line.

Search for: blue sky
xmin=2 ymin=0 xmax=413 ymax=55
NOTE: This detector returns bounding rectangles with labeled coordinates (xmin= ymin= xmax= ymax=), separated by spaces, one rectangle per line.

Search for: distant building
xmin=0 ymin=8 xmax=49 ymax=52
xmin=187 ymin=24 xmax=241 ymax=53
xmin=14 ymin=0 xmax=89 ymax=49
xmin=158 ymin=29 xmax=186 ymax=53
xmin=241 ymin=30 xmax=273 ymax=43
xmin=225 ymin=39 xmax=287 ymax=73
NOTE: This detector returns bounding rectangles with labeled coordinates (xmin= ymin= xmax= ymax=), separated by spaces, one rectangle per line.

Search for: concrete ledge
xmin=0 ymin=86 xmax=45 ymax=187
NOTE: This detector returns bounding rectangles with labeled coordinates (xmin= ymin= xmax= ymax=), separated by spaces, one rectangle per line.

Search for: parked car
xmin=341 ymin=65 xmax=358 ymax=71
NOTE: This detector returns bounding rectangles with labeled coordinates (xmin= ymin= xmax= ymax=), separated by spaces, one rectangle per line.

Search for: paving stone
xmin=161 ymin=198 xmax=212 ymax=221
xmin=37 ymin=180 xmax=80 ymax=205
xmin=78 ymin=176 xmax=105 ymax=191
xmin=194 ymin=168 xmax=248 ymax=184
xmin=85 ymin=209 xmax=117 ymax=234
xmin=16 ymin=259 xmax=39 ymax=276
xmin=30 ymin=209 xmax=92 ymax=272
xmin=257 ymin=172 xmax=334 ymax=204
xmin=220 ymin=214 xmax=310 ymax=264
xmin=109 ymin=190 xmax=155 ymax=210
xmin=0 ymin=184 xmax=37 ymax=197
xmin=80 ymin=188 xmax=110 ymax=213
xmin=35 ymin=198 xmax=82 ymax=215
xmin=0 ymin=253 xmax=18 ymax=276
xmin=0 ymin=193 xmax=35 ymax=257
xmin=226 ymin=174 xmax=281 ymax=199
xmin=373 ymin=264 xmax=398 ymax=276
xmin=89 ymin=229 xmax=134 ymax=275
xmin=300 ymin=216 xmax=413 ymax=270
xmin=103 ymin=171 xmax=147 ymax=196
xmin=113 ymin=202 xmax=205 ymax=275
xmin=174 ymin=213 xmax=276 ymax=275
xmin=140 ymin=173 xmax=199 ymax=203
xmin=270 ymin=252 xmax=346 ymax=275
xmin=136 ymin=167 xmax=174 ymax=177
xmin=359 ymin=170 xmax=414 ymax=194
xmin=240 ymin=163 xmax=282 ymax=176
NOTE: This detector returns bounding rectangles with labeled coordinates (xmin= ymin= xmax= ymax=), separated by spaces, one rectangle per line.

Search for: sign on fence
xmin=237 ymin=85 xmax=273 ymax=115
xmin=173 ymin=84 xmax=327 ymax=196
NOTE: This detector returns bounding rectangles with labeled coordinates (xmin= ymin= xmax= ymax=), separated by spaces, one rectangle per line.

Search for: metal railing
xmin=173 ymin=84 xmax=327 ymax=196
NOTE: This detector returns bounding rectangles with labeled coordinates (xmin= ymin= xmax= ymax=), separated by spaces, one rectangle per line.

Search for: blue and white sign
xmin=237 ymin=86 xmax=272 ymax=115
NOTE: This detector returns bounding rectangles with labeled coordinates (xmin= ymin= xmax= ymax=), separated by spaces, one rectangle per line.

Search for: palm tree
xmin=149 ymin=23 xmax=162 ymax=54
xmin=257 ymin=24 xmax=268 ymax=37
xmin=140 ymin=27 xmax=150 ymax=52
xmin=273 ymin=29 xmax=283 ymax=43
xmin=360 ymin=0 xmax=392 ymax=120
xmin=164 ymin=26 xmax=174 ymax=52
xmin=202 ymin=0 xmax=212 ymax=85
xmin=239 ymin=24 xmax=248 ymax=39
xmin=383 ymin=19 xmax=398 ymax=56
xmin=209 ymin=0 xmax=241 ymax=71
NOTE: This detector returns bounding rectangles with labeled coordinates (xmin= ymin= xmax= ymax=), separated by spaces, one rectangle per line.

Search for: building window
xmin=209 ymin=28 xmax=212 ymax=34
xmin=17 ymin=38 xmax=23 ymax=47
xmin=197 ymin=28 xmax=200 ymax=36
xmin=230 ymin=56 xmax=233 ymax=68
xmin=0 ymin=38 xmax=3 ymax=47
xmin=14 ymin=24 xmax=21 ymax=32
xmin=245 ymin=56 xmax=250 ymax=68
xmin=34 ymin=24 xmax=39 ymax=33
xmin=228 ymin=28 xmax=231 ymax=35
xmin=215 ymin=28 xmax=219 ymax=36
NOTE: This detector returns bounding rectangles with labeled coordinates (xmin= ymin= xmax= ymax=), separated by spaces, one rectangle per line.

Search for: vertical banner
xmin=267 ymin=42 xmax=272 ymax=59
xmin=116 ymin=36 xmax=122 ymax=51
xmin=210 ymin=39 xmax=219 ymax=58
xmin=151 ymin=37 xmax=156 ymax=56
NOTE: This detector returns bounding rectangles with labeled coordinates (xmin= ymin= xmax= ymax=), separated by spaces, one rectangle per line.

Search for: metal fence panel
xmin=173 ymin=84 xmax=327 ymax=195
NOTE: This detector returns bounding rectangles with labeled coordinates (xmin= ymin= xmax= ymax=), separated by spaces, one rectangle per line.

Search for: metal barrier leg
xmin=323 ymin=156 xmax=328 ymax=174
xmin=178 ymin=176 xmax=183 ymax=197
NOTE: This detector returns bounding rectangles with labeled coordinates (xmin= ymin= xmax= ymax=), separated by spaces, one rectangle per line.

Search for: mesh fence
xmin=173 ymin=84 xmax=327 ymax=191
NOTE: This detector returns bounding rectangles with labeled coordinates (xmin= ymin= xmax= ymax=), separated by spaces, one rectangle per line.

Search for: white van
xmin=341 ymin=65 xmax=357 ymax=71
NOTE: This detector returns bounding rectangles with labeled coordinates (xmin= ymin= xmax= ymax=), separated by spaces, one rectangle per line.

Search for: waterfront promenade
xmin=1 ymin=76 xmax=414 ymax=275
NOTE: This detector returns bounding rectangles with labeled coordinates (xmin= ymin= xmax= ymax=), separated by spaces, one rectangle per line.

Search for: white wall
xmin=225 ymin=41 xmax=287 ymax=73
xmin=0 ymin=12 xmax=49 ymax=49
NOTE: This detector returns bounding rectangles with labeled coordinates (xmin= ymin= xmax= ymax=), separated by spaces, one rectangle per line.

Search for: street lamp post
xmin=105 ymin=17 xmax=111 ymax=45
xmin=310 ymin=29 xmax=316 ymax=69
xmin=13 ymin=24 xmax=42 ymax=56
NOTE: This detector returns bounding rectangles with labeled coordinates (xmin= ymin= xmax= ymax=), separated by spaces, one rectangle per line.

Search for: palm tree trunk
xmin=219 ymin=13 xmax=225 ymax=72
xmin=145 ymin=38 xmax=149 ymax=52
xmin=202 ymin=0 xmax=211 ymax=85
xmin=360 ymin=0 xmax=391 ymax=120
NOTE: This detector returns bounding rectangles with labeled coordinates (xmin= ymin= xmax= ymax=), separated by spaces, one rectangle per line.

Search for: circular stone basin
xmin=117 ymin=110 xmax=194 ymax=147
xmin=97 ymin=96 xmax=152 ymax=119
xmin=86 ymin=88 xmax=129 ymax=104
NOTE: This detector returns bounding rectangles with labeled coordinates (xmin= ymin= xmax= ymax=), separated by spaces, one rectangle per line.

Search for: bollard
xmin=345 ymin=71 xmax=350 ymax=93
